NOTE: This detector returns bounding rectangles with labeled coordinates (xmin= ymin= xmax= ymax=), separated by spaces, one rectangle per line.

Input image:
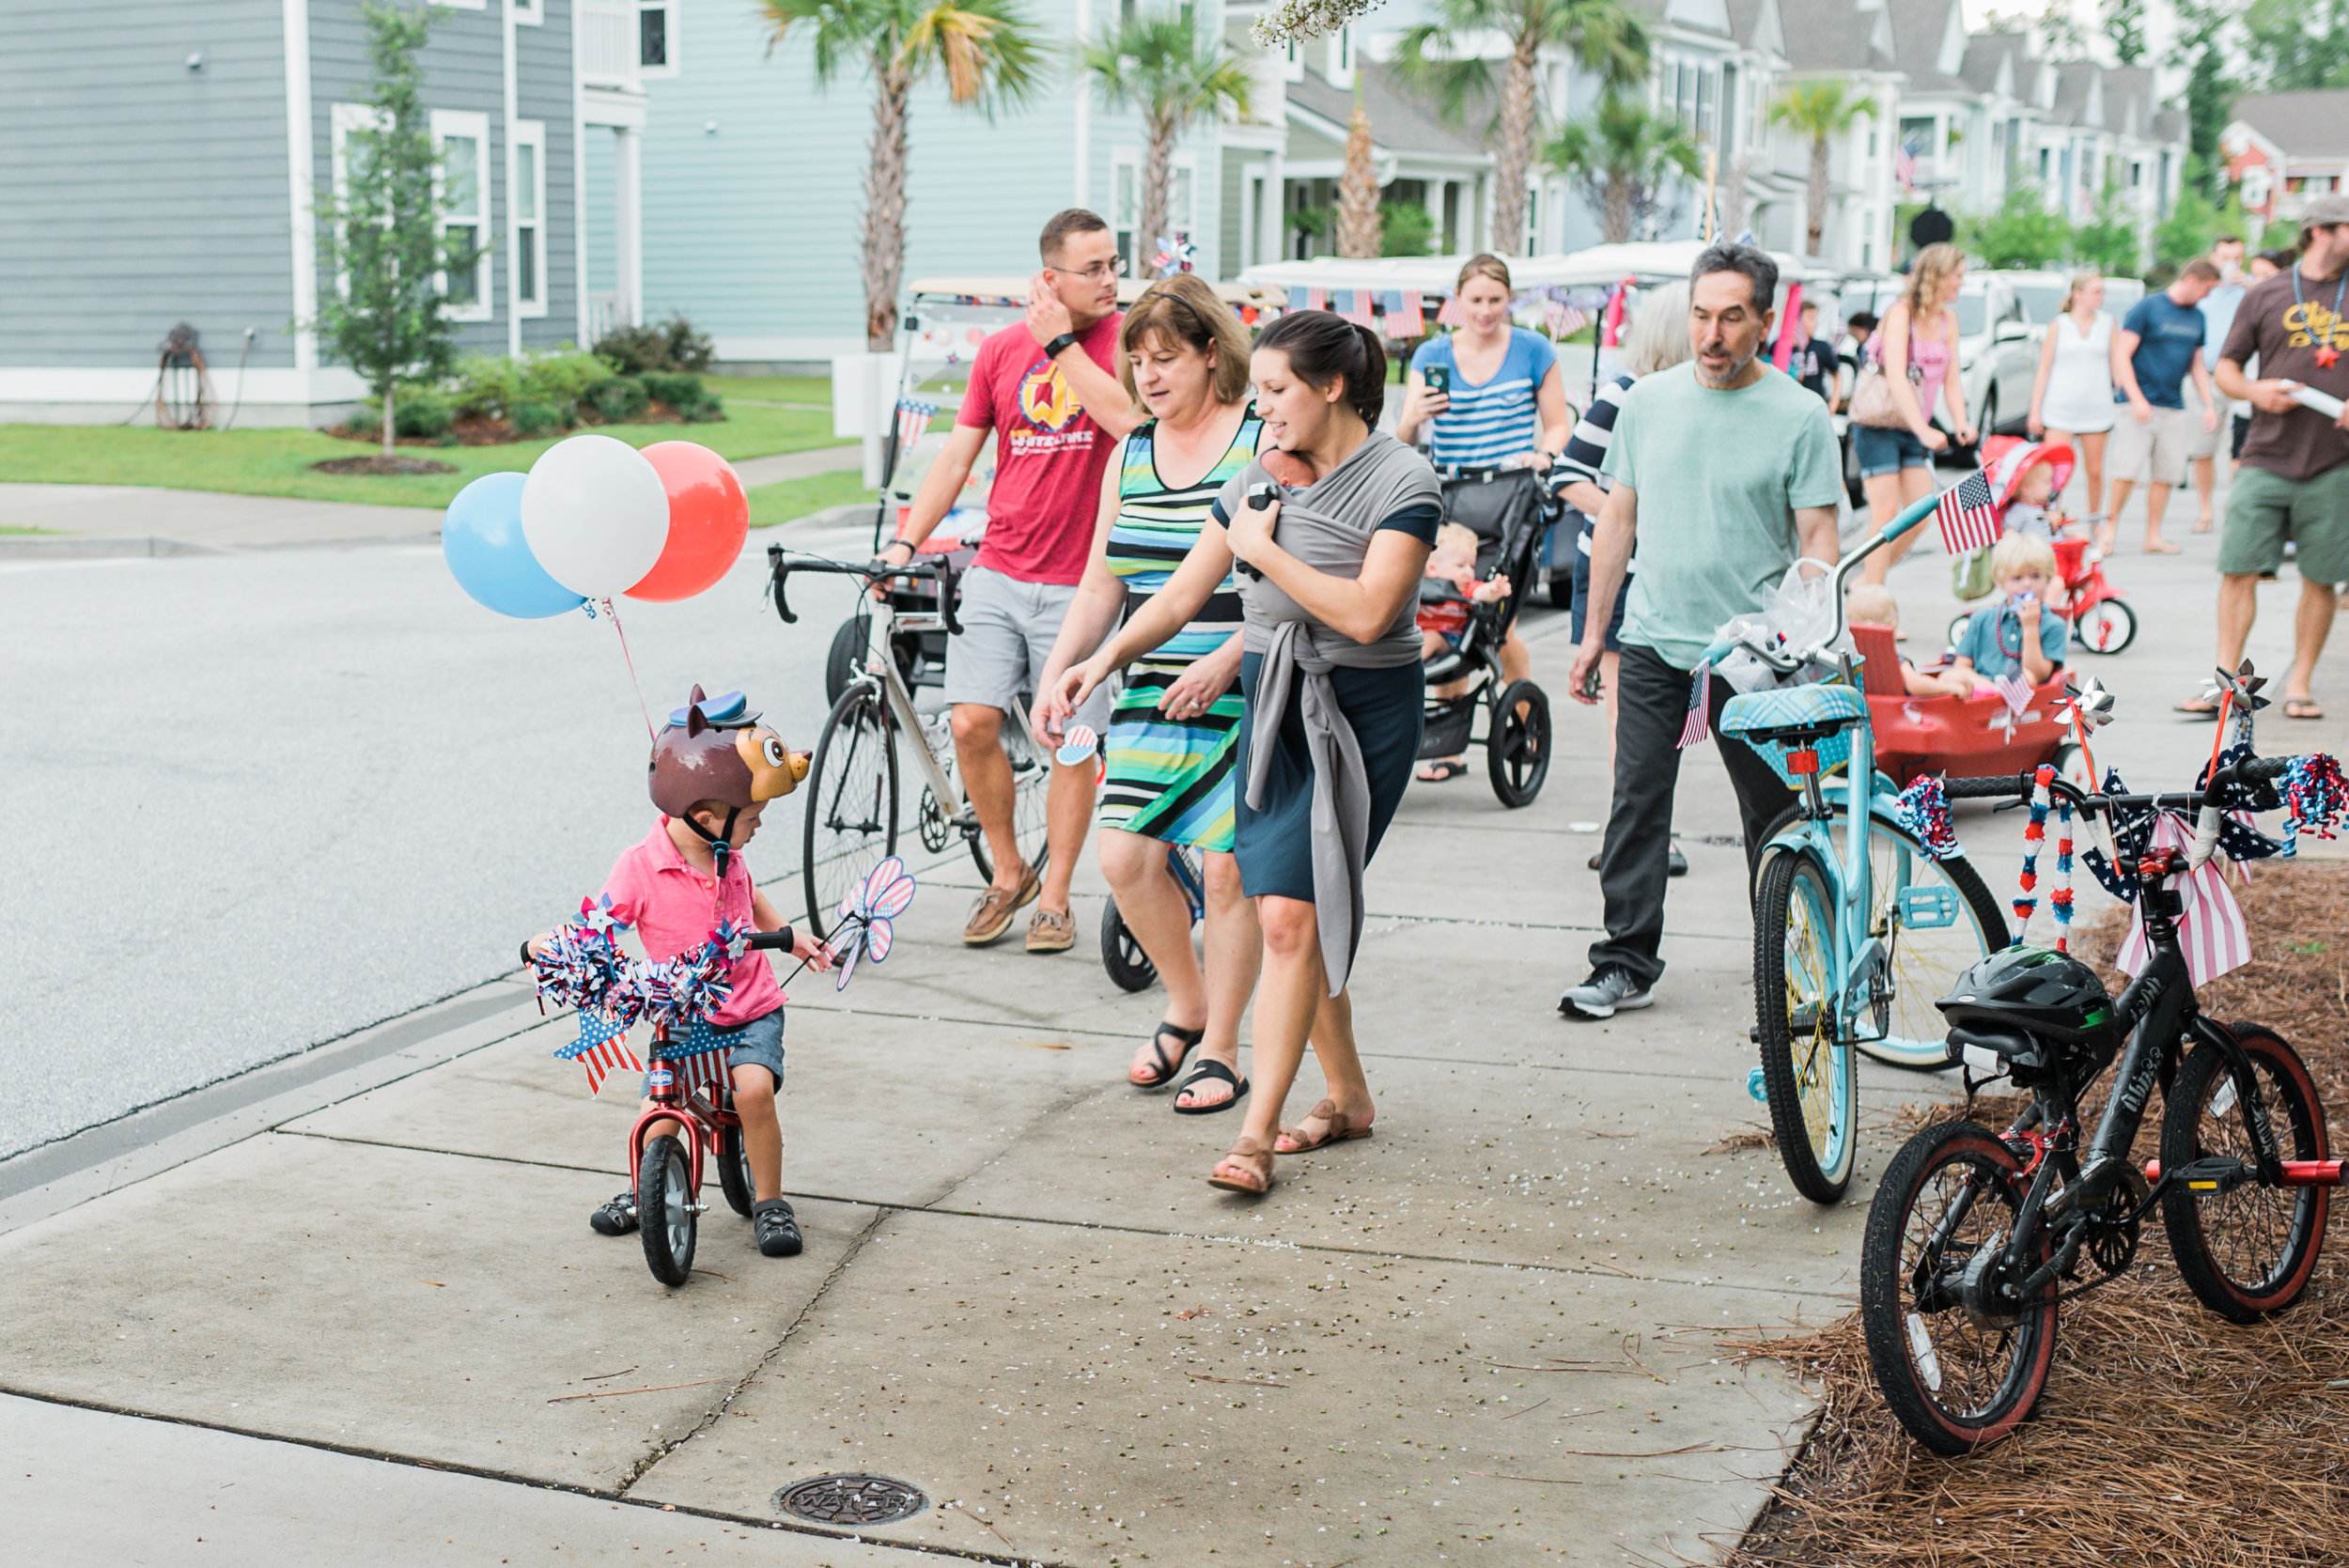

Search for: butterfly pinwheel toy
xmin=823 ymin=858 xmax=918 ymax=989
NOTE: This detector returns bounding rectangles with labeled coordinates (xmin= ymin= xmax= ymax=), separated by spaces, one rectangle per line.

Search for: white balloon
xmin=520 ymin=434 xmax=670 ymax=598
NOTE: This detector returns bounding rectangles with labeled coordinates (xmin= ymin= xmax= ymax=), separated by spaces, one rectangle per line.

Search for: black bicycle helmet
xmin=1937 ymin=946 xmax=2118 ymax=1045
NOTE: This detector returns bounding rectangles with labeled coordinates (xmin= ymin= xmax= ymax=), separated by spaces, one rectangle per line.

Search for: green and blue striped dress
xmin=1097 ymin=409 xmax=1262 ymax=851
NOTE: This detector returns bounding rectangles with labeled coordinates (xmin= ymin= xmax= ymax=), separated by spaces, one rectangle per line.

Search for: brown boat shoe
xmin=961 ymin=863 xmax=1041 ymax=945
xmin=1025 ymin=906 xmax=1076 ymax=953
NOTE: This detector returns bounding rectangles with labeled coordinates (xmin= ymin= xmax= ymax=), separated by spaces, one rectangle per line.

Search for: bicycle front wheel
xmin=1753 ymin=849 xmax=1857 ymax=1203
xmin=1859 ymin=1120 xmax=2056 ymax=1454
xmin=2160 ymin=1023 xmax=2329 ymax=1322
xmin=801 ymin=684 xmax=898 ymax=939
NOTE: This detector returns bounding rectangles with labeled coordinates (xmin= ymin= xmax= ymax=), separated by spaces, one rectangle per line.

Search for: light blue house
xmin=0 ymin=0 xmax=646 ymax=426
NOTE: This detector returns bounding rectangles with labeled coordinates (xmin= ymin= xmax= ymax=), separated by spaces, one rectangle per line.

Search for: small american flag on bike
xmin=1675 ymin=660 xmax=1712 ymax=749
xmin=555 ymin=1011 xmax=644 ymax=1098
xmin=1934 ymin=468 xmax=2002 ymax=555
xmin=894 ymin=399 xmax=936 ymax=457
xmin=2114 ymin=811 xmax=2251 ymax=986
xmin=677 ymin=1045 xmax=732 ymax=1103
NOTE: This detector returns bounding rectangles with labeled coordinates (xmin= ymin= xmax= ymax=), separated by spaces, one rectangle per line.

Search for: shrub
xmin=642 ymin=372 xmax=704 ymax=410
xmin=1379 ymin=201 xmax=1438 ymax=257
xmin=510 ymin=399 xmax=563 ymax=438
xmin=521 ymin=349 xmax=614 ymax=409
xmin=680 ymin=391 xmax=725 ymax=424
xmin=583 ymin=376 xmax=649 ymax=423
xmin=593 ymin=313 xmax=714 ymax=375
xmin=448 ymin=354 xmax=524 ymax=421
xmin=388 ymin=388 xmax=454 ymax=440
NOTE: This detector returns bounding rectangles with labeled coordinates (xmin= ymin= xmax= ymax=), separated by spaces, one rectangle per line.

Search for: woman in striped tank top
xmin=1036 ymin=276 xmax=1268 ymax=1114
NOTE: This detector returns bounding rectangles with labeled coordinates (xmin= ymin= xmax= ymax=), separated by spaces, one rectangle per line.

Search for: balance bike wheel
xmin=717 ymin=1122 xmax=756 ymax=1219
xmin=1101 ymin=900 xmax=1158 ymax=993
xmin=637 ymin=1134 xmax=697 ymax=1287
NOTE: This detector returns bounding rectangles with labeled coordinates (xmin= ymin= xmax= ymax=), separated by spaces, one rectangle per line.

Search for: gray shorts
xmin=2107 ymin=404 xmax=2197 ymax=487
xmin=943 ymin=564 xmax=1112 ymax=730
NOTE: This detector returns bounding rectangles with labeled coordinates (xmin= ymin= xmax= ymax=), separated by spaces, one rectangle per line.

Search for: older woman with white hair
xmin=1552 ymin=281 xmax=1693 ymax=876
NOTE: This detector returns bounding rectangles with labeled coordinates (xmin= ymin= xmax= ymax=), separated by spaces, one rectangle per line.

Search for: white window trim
xmin=510 ymin=118 xmax=548 ymax=318
xmin=431 ymin=107 xmax=496 ymax=323
xmin=638 ymin=1 xmax=680 ymax=79
xmin=433 ymin=0 xmax=488 ymax=9
xmin=508 ymin=0 xmax=541 ymax=24
xmin=1282 ymin=37 xmax=1303 ymax=84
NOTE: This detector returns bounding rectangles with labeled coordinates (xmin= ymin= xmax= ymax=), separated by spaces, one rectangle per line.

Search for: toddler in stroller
xmin=1415 ymin=467 xmax=1553 ymax=806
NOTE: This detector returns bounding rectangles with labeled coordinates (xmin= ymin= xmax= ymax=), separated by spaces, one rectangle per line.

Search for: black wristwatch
xmin=1043 ymin=331 xmax=1080 ymax=359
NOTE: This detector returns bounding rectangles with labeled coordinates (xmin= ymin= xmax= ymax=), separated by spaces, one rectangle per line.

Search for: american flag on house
xmin=1933 ymin=468 xmax=2003 ymax=556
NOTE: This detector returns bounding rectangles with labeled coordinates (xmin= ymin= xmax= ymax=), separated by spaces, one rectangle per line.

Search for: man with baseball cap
xmin=2193 ymin=193 xmax=2349 ymax=721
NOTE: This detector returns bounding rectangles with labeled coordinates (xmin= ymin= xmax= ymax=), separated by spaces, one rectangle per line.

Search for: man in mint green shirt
xmin=1561 ymin=244 xmax=1843 ymax=1019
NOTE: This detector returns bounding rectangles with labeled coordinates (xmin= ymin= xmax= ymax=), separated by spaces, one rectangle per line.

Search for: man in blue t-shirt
xmin=2107 ymin=257 xmax=2220 ymax=554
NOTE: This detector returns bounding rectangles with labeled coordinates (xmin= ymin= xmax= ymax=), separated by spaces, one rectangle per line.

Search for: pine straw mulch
xmin=1725 ymin=860 xmax=2349 ymax=1568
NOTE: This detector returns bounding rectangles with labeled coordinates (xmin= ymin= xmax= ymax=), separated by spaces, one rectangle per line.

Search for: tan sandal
xmin=1206 ymin=1135 xmax=1274 ymax=1194
xmin=1275 ymin=1098 xmax=1374 ymax=1154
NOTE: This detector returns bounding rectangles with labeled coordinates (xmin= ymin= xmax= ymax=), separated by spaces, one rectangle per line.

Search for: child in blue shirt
xmin=1951 ymin=533 xmax=2065 ymax=691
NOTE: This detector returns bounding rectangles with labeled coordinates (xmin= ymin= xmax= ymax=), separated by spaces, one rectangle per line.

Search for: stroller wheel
xmin=1100 ymin=900 xmax=1159 ymax=993
xmin=1486 ymin=680 xmax=1552 ymax=808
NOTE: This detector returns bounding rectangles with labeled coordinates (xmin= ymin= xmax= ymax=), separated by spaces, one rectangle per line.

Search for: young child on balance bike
xmin=524 ymin=687 xmax=830 ymax=1258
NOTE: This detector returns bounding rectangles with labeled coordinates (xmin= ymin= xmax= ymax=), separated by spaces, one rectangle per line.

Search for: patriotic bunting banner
xmin=894 ymin=399 xmax=936 ymax=457
xmin=1435 ymin=294 xmax=1465 ymax=327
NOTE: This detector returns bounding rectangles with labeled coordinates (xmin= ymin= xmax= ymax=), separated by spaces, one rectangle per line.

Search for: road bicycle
xmin=1712 ymin=491 xmax=2012 ymax=1204
xmin=769 ymin=547 xmax=1051 ymax=939
xmin=1860 ymin=753 xmax=2336 ymax=1453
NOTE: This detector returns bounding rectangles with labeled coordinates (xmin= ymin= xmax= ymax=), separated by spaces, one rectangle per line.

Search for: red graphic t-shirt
xmin=957 ymin=312 xmax=1124 ymax=585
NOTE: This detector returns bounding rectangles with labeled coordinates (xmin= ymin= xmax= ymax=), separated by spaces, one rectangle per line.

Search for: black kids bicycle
xmin=1859 ymin=749 xmax=2341 ymax=1454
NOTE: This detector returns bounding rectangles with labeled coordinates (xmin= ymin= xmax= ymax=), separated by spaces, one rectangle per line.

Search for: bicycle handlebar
xmin=743 ymin=929 xmax=798 ymax=952
xmin=1943 ymin=753 xmax=2301 ymax=821
xmin=765 ymin=546 xmax=960 ymax=636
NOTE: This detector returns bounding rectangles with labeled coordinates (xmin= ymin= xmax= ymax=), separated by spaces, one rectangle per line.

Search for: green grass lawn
xmin=0 ymin=400 xmax=845 ymax=510
xmin=704 ymin=374 xmax=833 ymax=409
xmin=746 ymin=469 xmax=882 ymax=530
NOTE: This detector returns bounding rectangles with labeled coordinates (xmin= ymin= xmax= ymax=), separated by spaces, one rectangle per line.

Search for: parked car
xmin=1999 ymin=268 xmax=2072 ymax=329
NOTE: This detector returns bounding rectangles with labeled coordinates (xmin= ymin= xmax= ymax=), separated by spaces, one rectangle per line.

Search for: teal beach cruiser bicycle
xmin=1712 ymin=491 xmax=2011 ymax=1203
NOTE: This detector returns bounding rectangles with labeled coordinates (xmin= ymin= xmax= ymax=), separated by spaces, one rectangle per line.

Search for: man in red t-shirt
xmin=879 ymin=209 xmax=1141 ymax=949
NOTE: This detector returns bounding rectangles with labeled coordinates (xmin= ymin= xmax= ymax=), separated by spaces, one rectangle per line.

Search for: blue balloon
xmin=443 ymin=471 xmax=585 ymax=618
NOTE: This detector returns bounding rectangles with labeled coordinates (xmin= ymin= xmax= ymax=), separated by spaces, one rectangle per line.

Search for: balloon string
xmin=602 ymin=597 xmax=656 ymax=741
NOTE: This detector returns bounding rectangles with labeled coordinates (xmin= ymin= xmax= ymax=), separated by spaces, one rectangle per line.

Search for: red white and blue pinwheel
xmin=827 ymin=857 xmax=918 ymax=991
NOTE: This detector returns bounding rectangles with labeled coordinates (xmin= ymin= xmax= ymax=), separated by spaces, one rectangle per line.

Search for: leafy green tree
xmin=1079 ymin=3 xmax=1252 ymax=270
xmin=2102 ymin=0 xmax=2147 ymax=64
xmin=1770 ymin=80 xmax=1875 ymax=259
xmin=1393 ymin=0 xmax=1649 ymax=256
xmin=761 ymin=0 xmax=1044 ymax=349
xmin=2239 ymin=0 xmax=2349 ymax=89
xmin=313 ymin=2 xmax=478 ymax=461
xmin=2171 ymin=1 xmax=2234 ymax=204
xmin=1965 ymin=185 xmax=2073 ymax=269
xmin=1543 ymin=91 xmax=1701 ymax=245
xmin=2072 ymin=175 xmax=2141 ymax=275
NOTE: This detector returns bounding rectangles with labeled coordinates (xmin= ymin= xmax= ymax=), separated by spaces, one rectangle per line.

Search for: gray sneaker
xmin=1558 ymin=968 xmax=1653 ymax=1020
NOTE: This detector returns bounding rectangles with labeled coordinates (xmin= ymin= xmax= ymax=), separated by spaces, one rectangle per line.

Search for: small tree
xmin=2153 ymin=185 xmax=2221 ymax=270
xmin=313 ymin=1 xmax=477 ymax=460
xmin=1380 ymin=200 xmax=1439 ymax=256
xmin=1394 ymin=0 xmax=1649 ymax=256
xmin=1770 ymin=79 xmax=1875 ymax=260
xmin=1966 ymin=184 xmax=2074 ymax=268
xmin=1336 ymin=94 xmax=1384 ymax=257
xmin=762 ymin=0 xmax=1044 ymax=350
xmin=2072 ymin=174 xmax=2141 ymax=275
xmin=1079 ymin=4 xmax=1252 ymax=271
xmin=1543 ymin=91 xmax=1701 ymax=244
xmin=2173 ymin=0 xmax=2235 ymax=203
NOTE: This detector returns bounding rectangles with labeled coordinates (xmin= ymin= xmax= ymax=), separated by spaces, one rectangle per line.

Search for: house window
xmin=431 ymin=109 xmax=493 ymax=321
xmin=1696 ymin=66 xmax=1715 ymax=143
xmin=2129 ymin=159 xmax=2141 ymax=188
xmin=1112 ymin=154 xmax=1139 ymax=266
xmin=512 ymin=119 xmax=546 ymax=317
xmin=1720 ymin=64 xmax=1736 ymax=156
xmin=509 ymin=0 xmax=538 ymax=21
xmin=1283 ymin=37 xmax=1303 ymax=83
xmin=640 ymin=3 xmax=668 ymax=69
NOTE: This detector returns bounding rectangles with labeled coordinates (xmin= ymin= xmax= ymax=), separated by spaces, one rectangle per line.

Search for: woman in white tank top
xmin=2029 ymin=270 xmax=2117 ymax=523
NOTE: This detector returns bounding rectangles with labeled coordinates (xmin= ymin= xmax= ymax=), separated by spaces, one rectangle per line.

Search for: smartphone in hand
xmin=1423 ymin=365 xmax=1451 ymax=396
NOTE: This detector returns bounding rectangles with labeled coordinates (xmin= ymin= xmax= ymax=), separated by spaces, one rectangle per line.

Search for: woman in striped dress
xmin=1036 ymin=275 xmax=1266 ymax=1114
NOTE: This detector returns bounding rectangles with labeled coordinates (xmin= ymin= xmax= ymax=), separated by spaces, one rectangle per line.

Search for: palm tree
xmin=1770 ymin=79 xmax=1875 ymax=259
xmin=1078 ymin=4 xmax=1252 ymax=273
xmin=1393 ymin=0 xmax=1649 ymax=256
xmin=760 ymin=0 xmax=1045 ymax=349
xmin=1542 ymin=91 xmax=1701 ymax=243
xmin=1335 ymin=89 xmax=1383 ymax=257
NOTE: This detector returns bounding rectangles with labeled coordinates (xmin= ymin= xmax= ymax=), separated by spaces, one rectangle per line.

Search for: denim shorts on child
xmin=641 ymin=1008 xmax=785 ymax=1096
xmin=1853 ymin=424 xmax=1933 ymax=479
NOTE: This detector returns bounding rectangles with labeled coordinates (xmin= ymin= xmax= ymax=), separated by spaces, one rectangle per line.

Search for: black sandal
xmin=1172 ymin=1058 xmax=1249 ymax=1115
xmin=1133 ymin=1021 xmax=1205 ymax=1088
xmin=1416 ymin=758 xmax=1469 ymax=782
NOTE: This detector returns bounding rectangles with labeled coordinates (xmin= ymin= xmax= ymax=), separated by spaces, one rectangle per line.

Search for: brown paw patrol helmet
xmin=649 ymin=686 xmax=808 ymax=875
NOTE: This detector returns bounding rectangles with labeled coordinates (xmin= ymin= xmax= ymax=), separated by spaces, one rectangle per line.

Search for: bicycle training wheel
xmin=1753 ymin=850 xmax=1856 ymax=1203
xmin=2074 ymin=598 xmax=2136 ymax=655
xmin=801 ymin=684 xmax=898 ymax=940
xmin=1100 ymin=899 xmax=1159 ymax=992
xmin=2159 ymin=1023 xmax=2329 ymax=1323
xmin=636 ymin=1134 xmax=697 ymax=1288
xmin=1859 ymin=1120 xmax=2057 ymax=1454
xmin=968 ymin=700 xmax=1052 ymax=886
xmin=1774 ymin=804 xmax=2008 ymax=1070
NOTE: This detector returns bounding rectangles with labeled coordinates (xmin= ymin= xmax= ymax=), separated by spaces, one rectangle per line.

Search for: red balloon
xmin=624 ymin=442 xmax=749 ymax=601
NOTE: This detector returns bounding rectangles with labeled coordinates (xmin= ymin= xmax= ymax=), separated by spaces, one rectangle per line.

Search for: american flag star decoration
xmin=1933 ymin=469 xmax=2003 ymax=556
xmin=552 ymin=1008 xmax=645 ymax=1098
xmin=1674 ymin=660 xmax=1712 ymax=749
xmin=829 ymin=857 xmax=918 ymax=991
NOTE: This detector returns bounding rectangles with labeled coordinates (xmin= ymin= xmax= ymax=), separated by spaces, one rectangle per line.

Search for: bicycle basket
xmin=1719 ymin=682 xmax=1868 ymax=786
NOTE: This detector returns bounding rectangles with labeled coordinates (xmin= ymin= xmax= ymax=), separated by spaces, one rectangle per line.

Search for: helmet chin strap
xmin=681 ymin=806 xmax=741 ymax=884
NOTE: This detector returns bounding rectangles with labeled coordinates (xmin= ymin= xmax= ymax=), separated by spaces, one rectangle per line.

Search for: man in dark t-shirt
xmin=1788 ymin=300 xmax=1840 ymax=410
xmin=2198 ymin=194 xmax=2349 ymax=720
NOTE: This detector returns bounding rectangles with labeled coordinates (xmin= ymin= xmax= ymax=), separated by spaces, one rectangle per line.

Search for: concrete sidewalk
xmin=0 ymin=444 xmax=863 ymax=554
xmin=2 ymin=491 xmax=2341 ymax=1566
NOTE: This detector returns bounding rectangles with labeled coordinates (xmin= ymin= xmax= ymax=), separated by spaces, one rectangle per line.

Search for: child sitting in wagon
xmin=1844 ymin=584 xmax=1971 ymax=697
xmin=1950 ymin=533 xmax=2066 ymax=693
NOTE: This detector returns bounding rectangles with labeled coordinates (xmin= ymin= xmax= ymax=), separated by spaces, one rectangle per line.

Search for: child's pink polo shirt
xmin=599 ymin=820 xmax=786 ymax=1028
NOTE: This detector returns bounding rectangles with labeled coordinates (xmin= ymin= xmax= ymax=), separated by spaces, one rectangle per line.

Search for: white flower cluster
xmin=1250 ymin=0 xmax=1380 ymax=47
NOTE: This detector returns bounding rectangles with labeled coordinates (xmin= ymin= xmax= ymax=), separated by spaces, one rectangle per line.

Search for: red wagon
xmin=1852 ymin=623 xmax=2089 ymax=789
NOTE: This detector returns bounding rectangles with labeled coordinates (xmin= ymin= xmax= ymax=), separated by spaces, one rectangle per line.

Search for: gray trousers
xmin=1588 ymin=644 xmax=1793 ymax=988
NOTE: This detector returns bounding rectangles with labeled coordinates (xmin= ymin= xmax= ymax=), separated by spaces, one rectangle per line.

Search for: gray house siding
xmin=517 ymin=1 xmax=580 ymax=349
xmin=0 ymin=0 xmax=298 ymax=371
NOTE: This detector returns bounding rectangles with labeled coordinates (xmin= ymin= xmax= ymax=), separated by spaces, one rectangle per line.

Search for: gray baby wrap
xmin=1220 ymin=431 xmax=1440 ymax=993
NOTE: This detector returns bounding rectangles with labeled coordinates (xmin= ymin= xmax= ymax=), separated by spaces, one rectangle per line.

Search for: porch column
xmin=614 ymin=124 xmax=643 ymax=328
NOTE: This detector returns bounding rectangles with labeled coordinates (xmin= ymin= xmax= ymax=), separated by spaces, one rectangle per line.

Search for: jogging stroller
xmin=1416 ymin=466 xmax=1554 ymax=808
